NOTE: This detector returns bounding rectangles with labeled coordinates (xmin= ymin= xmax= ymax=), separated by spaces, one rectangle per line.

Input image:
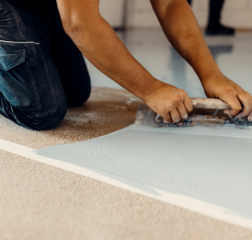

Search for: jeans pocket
xmin=0 ymin=48 xmax=42 ymax=111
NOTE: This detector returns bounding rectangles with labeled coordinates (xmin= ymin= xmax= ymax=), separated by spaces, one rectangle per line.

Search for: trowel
xmin=134 ymin=98 xmax=252 ymax=128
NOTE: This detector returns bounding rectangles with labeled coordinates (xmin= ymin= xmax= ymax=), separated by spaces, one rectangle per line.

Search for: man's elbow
xmin=60 ymin=13 xmax=105 ymax=44
xmin=151 ymin=0 xmax=180 ymax=21
xmin=61 ymin=14 xmax=84 ymax=37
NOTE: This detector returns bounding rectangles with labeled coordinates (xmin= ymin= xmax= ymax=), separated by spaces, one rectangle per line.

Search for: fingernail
xmin=183 ymin=114 xmax=188 ymax=119
xmin=174 ymin=118 xmax=181 ymax=123
xmin=249 ymin=116 xmax=252 ymax=122
xmin=164 ymin=120 xmax=170 ymax=124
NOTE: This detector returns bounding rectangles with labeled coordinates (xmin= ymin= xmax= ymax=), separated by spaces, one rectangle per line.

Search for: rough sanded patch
xmin=0 ymin=87 xmax=143 ymax=148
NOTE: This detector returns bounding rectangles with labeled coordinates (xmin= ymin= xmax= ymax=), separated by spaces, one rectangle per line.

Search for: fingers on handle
xmin=163 ymin=112 xmax=172 ymax=124
xmin=177 ymin=103 xmax=189 ymax=120
xmin=221 ymin=95 xmax=242 ymax=117
xmin=235 ymin=94 xmax=252 ymax=118
xmin=184 ymin=96 xmax=193 ymax=113
xmin=170 ymin=110 xmax=181 ymax=123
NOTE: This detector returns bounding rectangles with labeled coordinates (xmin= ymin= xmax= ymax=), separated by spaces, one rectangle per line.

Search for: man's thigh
xmin=0 ymin=1 xmax=67 ymax=130
xmin=49 ymin=7 xmax=91 ymax=108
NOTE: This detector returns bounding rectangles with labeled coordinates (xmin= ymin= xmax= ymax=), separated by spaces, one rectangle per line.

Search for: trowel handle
xmin=190 ymin=98 xmax=231 ymax=110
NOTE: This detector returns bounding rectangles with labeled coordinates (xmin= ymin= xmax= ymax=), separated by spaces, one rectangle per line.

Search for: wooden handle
xmin=190 ymin=98 xmax=231 ymax=110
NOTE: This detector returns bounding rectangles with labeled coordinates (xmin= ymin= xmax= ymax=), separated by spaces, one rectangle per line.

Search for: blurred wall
xmin=191 ymin=0 xmax=252 ymax=29
xmin=127 ymin=0 xmax=252 ymax=29
xmin=99 ymin=0 xmax=124 ymax=28
xmin=99 ymin=0 xmax=252 ymax=29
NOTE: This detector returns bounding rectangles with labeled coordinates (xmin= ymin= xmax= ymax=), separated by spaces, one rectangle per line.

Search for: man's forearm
xmin=57 ymin=0 xmax=157 ymax=101
xmin=56 ymin=0 xmax=252 ymax=121
xmin=151 ymin=0 xmax=220 ymax=81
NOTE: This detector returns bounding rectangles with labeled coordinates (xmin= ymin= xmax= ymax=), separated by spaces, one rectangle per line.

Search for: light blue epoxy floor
xmin=87 ymin=30 xmax=252 ymax=98
xmin=34 ymin=31 xmax=252 ymax=229
xmin=36 ymin=124 xmax=252 ymax=227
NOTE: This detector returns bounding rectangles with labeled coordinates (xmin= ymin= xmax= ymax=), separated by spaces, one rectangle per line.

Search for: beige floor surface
xmin=0 ymin=87 xmax=251 ymax=240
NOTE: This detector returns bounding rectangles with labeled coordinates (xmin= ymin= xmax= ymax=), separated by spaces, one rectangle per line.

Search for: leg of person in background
xmin=206 ymin=0 xmax=235 ymax=36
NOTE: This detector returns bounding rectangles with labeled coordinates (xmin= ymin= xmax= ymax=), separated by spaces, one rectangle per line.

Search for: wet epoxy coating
xmin=35 ymin=31 xmax=252 ymax=228
xmin=36 ymin=124 xmax=252 ymax=228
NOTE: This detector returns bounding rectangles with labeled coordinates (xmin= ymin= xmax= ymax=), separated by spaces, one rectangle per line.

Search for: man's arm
xmin=151 ymin=0 xmax=252 ymax=120
xmin=56 ymin=0 xmax=193 ymax=123
xmin=56 ymin=0 xmax=252 ymax=123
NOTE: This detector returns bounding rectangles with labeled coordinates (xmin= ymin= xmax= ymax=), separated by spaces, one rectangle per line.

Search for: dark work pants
xmin=0 ymin=0 xmax=91 ymax=130
xmin=187 ymin=0 xmax=225 ymax=28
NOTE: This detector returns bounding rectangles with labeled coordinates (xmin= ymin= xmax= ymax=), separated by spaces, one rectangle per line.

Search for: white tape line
xmin=0 ymin=138 xmax=252 ymax=230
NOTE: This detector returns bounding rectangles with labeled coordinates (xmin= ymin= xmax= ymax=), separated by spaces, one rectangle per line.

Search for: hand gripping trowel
xmin=134 ymin=98 xmax=252 ymax=128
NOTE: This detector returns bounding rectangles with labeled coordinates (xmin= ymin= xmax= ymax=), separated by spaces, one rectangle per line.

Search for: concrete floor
xmin=1 ymin=30 xmax=252 ymax=239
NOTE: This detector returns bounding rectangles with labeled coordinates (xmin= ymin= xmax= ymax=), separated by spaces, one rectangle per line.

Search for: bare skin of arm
xmin=151 ymin=0 xmax=252 ymax=121
xmin=56 ymin=0 xmax=252 ymax=123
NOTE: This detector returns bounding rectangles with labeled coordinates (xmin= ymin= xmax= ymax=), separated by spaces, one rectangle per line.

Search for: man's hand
xmin=151 ymin=0 xmax=252 ymax=122
xmin=202 ymin=73 xmax=252 ymax=121
xmin=144 ymin=80 xmax=193 ymax=123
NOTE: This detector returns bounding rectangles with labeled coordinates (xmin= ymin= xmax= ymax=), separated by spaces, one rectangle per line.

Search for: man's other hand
xmin=202 ymin=73 xmax=252 ymax=121
xmin=144 ymin=80 xmax=193 ymax=124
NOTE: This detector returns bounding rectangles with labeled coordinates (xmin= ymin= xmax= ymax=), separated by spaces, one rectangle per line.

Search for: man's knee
xmin=15 ymin=104 xmax=67 ymax=131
